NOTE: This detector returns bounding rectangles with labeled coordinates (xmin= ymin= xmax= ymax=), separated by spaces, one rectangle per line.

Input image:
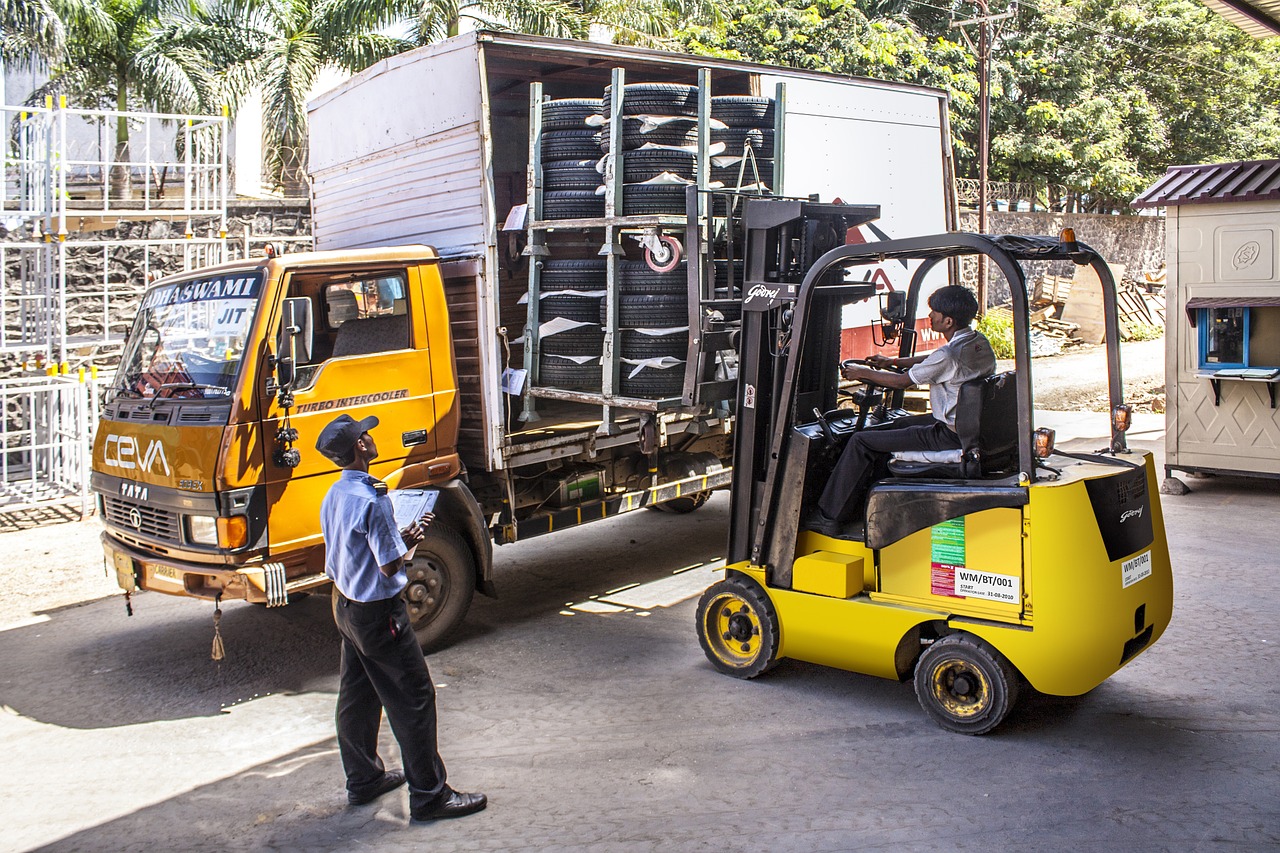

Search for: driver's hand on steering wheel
xmin=865 ymin=354 xmax=895 ymax=369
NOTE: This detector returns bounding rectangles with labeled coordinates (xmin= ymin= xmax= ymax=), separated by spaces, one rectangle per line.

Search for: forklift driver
xmin=808 ymin=285 xmax=996 ymax=537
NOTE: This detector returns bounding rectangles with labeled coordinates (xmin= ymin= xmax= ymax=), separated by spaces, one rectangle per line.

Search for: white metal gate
xmin=0 ymin=374 xmax=102 ymax=515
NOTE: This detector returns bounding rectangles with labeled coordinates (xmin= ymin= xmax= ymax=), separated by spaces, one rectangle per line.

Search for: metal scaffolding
xmin=0 ymin=100 xmax=230 ymax=511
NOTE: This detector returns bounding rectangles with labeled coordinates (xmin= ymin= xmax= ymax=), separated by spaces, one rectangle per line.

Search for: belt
xmin=335 ymin=589 xmax=400 ymax=609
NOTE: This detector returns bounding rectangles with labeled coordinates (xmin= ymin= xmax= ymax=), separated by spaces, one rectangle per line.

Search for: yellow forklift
xmin=695 ymin=207 xmax=1173 ymax=734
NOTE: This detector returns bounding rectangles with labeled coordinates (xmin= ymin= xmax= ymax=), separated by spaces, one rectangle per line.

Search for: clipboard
xmin=389 ymin=489 xmax=440 ymax=530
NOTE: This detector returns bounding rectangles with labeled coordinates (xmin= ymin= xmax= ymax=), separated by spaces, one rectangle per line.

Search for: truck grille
xmin=103 ymin=496 xmax=180 ymax=541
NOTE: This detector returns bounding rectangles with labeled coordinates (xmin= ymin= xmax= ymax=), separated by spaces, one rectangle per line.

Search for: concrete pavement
xmin=1 ymin=412 xmax=1277 ymax=852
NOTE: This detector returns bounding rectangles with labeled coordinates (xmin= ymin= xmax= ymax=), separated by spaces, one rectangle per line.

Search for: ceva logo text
xmin=103 ymin=435 xmax=171 ymax=476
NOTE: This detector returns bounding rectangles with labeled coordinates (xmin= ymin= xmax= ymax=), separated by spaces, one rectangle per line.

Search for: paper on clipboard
xmin=389 ymin=489 xmax=440 ymax=530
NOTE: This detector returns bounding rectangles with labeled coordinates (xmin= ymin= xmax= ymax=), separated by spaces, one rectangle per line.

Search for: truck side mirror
xmin=277 ymin=297 xmax=314 ymax=367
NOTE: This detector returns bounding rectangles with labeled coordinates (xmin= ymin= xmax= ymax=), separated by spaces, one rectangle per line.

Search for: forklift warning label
xmin=954 ymin=569 xmax=1021 ymax=604
xmin=930 ymin=518 xmax=965 ymax=598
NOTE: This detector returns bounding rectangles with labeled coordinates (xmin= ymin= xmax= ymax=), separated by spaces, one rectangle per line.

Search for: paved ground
xmin=0 ymin=412 xmax=1277 ymax=852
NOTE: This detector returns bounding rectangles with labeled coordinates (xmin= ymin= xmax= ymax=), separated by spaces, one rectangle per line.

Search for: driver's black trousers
xmin=334 ymin=591 xmax=448 ymax=811
xmin=818 ymin=414 xmax=961 ymax=522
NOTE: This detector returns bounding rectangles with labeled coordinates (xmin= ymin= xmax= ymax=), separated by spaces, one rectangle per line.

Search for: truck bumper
xmin=102 ymin=534 xmax=328 ymax=606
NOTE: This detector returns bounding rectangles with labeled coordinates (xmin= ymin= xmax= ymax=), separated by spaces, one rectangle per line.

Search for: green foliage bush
xmin=1124 ymin=323 xmax=1164 ymax=342
xmin=976 ymin=311 xmax=1015 ymax=359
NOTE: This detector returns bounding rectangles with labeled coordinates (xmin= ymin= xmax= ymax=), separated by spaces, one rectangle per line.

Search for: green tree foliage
xmin=992 ymin=0 xmax=1280 ymax=210
xmin=679 ymin=0 xmax=1280 ymax=211
xmin=679 ymin=0 xmax=978 ymax=154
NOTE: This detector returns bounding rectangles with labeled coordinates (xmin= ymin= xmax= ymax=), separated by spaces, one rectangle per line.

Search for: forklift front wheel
xmin=914 ymin=634 xmax=1020 ymax=735
xmin=696 ymin=576 xmax=779 ymax=678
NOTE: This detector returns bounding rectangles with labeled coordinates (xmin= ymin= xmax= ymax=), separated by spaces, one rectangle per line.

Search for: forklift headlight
xmin=1112 ymin=404 xmax=1133 ymax=433
xmin=187 ymin=515 xmax=218 ymax=545
xmin=217 ymin=516 xmax=249 ymax=549
xmin=1033 ymin=427 xmax=1056 ymax=459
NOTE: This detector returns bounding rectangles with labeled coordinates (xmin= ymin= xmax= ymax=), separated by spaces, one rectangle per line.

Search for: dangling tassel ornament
xmin=211 ymin=597 xmax=225 ymax=661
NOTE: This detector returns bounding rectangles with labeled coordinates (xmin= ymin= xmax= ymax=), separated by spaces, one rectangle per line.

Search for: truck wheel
xmin=403 ymin=522 xmax=476 ymax=652
xmin=913 ymin=634 xmax=1020 ymax=735
xmin=696 ymin=576 xmax=779 ymax=678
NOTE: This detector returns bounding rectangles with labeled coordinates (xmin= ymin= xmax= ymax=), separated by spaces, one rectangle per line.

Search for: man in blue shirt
xmin=317 ymin=413 xmax=486 ymax=822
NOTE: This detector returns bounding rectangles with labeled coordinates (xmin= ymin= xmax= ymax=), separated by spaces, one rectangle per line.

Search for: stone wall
xmin=2 ymin=199 xmax=312 ymax=375
xmin=957 ymin=210 xmax=1166 ymax=305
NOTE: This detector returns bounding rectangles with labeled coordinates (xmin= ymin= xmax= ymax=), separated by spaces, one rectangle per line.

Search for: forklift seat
xmin=886 ymin=371 xmax=1018 ymax=479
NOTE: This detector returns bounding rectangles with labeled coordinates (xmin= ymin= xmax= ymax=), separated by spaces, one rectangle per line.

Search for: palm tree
xmin=2 ymin=0 xmax=68 ymax=64
xmin=228 ymin=0 xmax=412 ymax=194
xmin=29 ymin=0 xmax=234 ymax=197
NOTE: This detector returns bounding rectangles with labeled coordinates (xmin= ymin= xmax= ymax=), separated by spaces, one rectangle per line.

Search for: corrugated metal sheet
xmin=310 ymin=123 xmax=488 ymax=255
xmin=1197 ymin=0 xmax=1280 ymax=38
xmin=1132 ymin=159 xmax=1280 ymax=208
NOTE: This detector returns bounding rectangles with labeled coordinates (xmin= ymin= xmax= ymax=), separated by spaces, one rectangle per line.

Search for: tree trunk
xmin=277 ymin=127 xmax=309 ymax=198
xmin=110 ymin=79 xmax=131 ymax=200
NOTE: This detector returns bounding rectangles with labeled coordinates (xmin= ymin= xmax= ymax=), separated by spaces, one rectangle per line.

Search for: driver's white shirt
xmin=907 ymin=327 xmax=997 ymax=429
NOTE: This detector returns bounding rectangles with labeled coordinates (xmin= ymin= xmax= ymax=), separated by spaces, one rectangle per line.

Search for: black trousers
xmin=817 ymin=414 xmax=961 ymax=522
xmin=333 ymin=591 xmax=447 ymax=810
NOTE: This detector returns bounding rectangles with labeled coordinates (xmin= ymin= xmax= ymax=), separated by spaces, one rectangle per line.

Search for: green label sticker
xmin=930 ymin=517 xmax=965 ymax=565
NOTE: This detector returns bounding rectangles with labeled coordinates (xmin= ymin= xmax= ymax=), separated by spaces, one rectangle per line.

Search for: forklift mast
xmin=729 ymin=199 xmax=881 ymax=565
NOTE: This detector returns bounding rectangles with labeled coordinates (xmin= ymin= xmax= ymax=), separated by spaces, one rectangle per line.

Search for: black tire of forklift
xmin=913 ymin=634 xmax=1020 ymax=735
xmin=696 ymin=575 xmax=780 ymax=678
xmin=402 ymin=521 xmax=476 ymax=653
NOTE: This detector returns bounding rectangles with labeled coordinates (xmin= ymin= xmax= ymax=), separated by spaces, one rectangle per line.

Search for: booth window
xmin=1198 ymin=307 xmax=1280 ymax=370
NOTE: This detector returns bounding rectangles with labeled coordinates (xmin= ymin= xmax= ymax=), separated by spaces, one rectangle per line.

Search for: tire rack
xmin=521 ymin=69 xmax=786 ymax=432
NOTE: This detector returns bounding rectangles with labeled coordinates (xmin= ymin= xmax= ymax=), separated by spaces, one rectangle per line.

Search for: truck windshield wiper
xmin=153 ymin=382 xmax=231 ymax=402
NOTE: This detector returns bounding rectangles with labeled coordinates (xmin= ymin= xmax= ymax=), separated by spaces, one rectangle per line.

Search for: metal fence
xmin=0 ymin=373 xmax=104 ymax=516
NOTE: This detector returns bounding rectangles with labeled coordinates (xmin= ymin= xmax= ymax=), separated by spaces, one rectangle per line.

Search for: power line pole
xmin=953 ymin=1 xmax=1015 ymax=316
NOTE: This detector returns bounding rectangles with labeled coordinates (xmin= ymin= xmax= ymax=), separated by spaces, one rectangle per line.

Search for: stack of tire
xmin=610 ymin=260 xmax=689 ymax=399
xmin=537 ymin=259 xmax=606 ymax=392
xmin=710 ymin=96 xmax=775 ymax=192
xmin=540 ymin=99 xmax=605 ymax=220
xmin=601 ymin=83 xmax=700 ymax=217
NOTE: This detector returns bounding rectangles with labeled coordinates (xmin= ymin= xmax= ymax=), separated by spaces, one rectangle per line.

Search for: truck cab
xmin=93 ymin=246 xmax=489 ymax=635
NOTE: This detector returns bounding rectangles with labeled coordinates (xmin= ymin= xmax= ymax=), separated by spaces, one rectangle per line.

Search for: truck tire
xmin=540 ymin=258 xmax=606 ymax=288
xmin=696 ymin=575 xmax=780 ymax=678
xmin=607 ymin=294 xmax=689 ymax=327
xmin=913 ymin=634 xmax=1021 ymax=735
xmin=544 ymin=159 xmax=602 ymax=192
xmin=711 ymin=157 xmax=773 ymax=188
xmin=618 ymin=260 xmax=687 ymax=293
xmin=541 ymin=326 xmax=604 ymax=356
xmin=403 ymin=521 xmax=476 ymax=652
xmin=543 ymin=190 xmax=605 ymax=220
xmin=541 ymin=98 xmax=599 ymax=130
xmin=622 ymin=148 xmax=696 ymax=182
xmin=622 ymin=183 xmax=689 ymax=215
xmin=538 ymin=356 xmax=601 ymax=391
xmin=620 ymin=328 xmax=688 ymax=359
xmin=603 ymin=83 xmax=699 ymax=117
xmin=711 ymin=96 xmax=775 ymax=128
xmin=539 ymin=293 xmax=601 ymax=324
xmin=600 ymin=119 xmax=698 ymax=152
xmin=542 ymin=130 xmax=602 ymax=161
xmin=620 ymin=362 xmax=685 ymax=398
xmin=711 ymin=127 xmax=775 ymax=159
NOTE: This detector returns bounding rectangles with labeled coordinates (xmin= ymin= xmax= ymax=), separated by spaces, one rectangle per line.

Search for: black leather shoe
xmin=411 ymin=788 xmax=488 ymax=822
xmin=348 ymin=769 xmax=406 ymax=805
xmin=804 ymin=510 xmax=844 ymax=538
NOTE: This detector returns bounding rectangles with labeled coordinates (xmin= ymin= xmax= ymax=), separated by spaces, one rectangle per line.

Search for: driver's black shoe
xmin=804 ymin=510 xmax=844 ymax=538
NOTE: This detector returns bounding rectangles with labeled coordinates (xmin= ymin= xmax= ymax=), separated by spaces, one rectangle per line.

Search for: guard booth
xmin=1133 ymin=159 xmax=1280 ymax=488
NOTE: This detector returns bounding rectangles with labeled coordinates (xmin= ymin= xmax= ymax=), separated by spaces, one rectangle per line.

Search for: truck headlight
xmin=187 ymin=515 xmax=218 ymax=545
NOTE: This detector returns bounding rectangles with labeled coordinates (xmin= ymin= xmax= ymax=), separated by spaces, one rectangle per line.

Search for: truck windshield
xmin=113 ymin=271 xmax=264 ymax=401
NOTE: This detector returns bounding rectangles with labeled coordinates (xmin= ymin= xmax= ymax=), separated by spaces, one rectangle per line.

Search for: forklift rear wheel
xmin=403 ymin=521 xmax=476 ymax=653
xmin=914 ymin=634 xmax=1020 ymax=735
xmin=696 ymin=576 xmax=779 ymax=678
